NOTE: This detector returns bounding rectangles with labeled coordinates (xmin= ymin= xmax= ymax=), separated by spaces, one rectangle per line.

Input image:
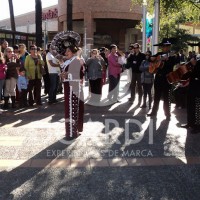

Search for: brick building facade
xmin=0 ymin=1 xmax=142 ymax=52
xmin=58 ymin=0 xmax=143 ymax=51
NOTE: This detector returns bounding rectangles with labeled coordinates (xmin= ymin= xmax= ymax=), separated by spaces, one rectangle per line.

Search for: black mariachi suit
xmin=151 ymin=52 xmax=178 ymax=117
xmin=187 ymin=60 xmax=200 ymax=128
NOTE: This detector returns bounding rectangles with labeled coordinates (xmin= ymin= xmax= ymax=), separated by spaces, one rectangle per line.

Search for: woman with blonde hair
xmin=24 ymin=45 xmax=44 ymax=106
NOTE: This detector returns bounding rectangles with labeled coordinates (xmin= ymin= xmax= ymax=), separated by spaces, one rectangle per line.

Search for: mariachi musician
xmin=180 ymin=56 xmax=200 ymax=133
xmin=147 ymin=38 xmax=179 ymax=120
xmin=50 ymin=31 xmax=84 ymax=140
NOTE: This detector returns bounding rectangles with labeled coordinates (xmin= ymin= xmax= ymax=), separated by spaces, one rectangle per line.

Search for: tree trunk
xmin=35 ymin=0 xmax=43 ymax=47
xmin=67 ymin=0 xmax=73 ymax=30
xmin=8 ymin=0 xmax=16 ymax=31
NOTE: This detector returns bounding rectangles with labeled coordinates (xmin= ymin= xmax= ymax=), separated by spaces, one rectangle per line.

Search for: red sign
xmin=42 ymin=8 xmax=58 ymax=20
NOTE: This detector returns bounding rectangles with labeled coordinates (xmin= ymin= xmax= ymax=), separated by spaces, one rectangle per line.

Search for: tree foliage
xmin=131 ymin=0 xmax=200 ymax=49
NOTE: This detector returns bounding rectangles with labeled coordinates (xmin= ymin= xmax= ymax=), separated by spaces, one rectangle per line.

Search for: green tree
xmin=131 ymin=0 xmax=200 ymax=49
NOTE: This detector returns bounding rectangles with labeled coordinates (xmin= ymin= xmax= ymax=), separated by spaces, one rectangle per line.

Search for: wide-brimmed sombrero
xmin=50 ymin=30 xmax=81 ymax=60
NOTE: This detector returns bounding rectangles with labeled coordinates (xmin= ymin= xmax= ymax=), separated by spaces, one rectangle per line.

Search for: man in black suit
xmin=126 ymin=43 xmax=145 ymax=105
xmin=147 ymin=38 xmax=179 ymax=121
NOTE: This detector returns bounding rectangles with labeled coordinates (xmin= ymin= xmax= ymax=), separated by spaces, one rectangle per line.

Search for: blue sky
xmin=0 ymin=0 xmax=58 ymax=20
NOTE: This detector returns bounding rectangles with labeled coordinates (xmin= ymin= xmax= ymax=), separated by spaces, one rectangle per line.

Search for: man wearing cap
xmin=147 ymin=38 xmax=179 ymax=120
xmin=126 ymin=43 xmax=145 ymax=105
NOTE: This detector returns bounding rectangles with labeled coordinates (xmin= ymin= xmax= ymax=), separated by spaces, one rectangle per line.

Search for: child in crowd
xmin=17 ymin=67 xmax=28 ymax=108
xmin=139 ymin=50 xmax=154 ymax=109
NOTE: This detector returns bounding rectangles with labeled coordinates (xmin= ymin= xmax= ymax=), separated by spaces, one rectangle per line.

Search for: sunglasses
xmin=133 ymin=47 xmax=139 ymax=49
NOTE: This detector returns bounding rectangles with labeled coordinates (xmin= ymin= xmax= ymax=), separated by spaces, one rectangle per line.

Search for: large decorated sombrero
xmin=50 ymin=30 xmax=81 ymax=60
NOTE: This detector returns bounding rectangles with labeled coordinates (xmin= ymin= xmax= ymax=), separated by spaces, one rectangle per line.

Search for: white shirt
xmin=46 ymin=52 xmax=60 ymax=74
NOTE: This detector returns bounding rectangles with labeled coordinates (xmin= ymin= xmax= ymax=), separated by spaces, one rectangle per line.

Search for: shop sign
xmin=42 ymin=8 xmax=58 ymax=20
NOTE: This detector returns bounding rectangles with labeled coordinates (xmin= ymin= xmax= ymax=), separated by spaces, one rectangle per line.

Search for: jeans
xmin=48 ymin=73 xmax=59 ymax=102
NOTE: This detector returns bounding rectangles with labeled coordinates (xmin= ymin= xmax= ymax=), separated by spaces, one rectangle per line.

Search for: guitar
xmin=149 ymin=52 xmax=176 ymax=74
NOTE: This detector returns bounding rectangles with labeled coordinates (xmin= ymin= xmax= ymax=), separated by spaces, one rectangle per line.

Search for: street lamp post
xmin=43 ymin=20 xmax=48 ymax=50
xmin=142 ymin=0 xmax=147 ymax=53
xmin=152 ymin=0 xmax=160 ymax=54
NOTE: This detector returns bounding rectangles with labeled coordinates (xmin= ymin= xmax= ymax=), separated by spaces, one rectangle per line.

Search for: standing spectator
xmin=17 ymin=43 xmax=29 ymax=102
xmin=107 ymin=44 xmax=122 ymax=102
xmin=179 ymin=49 xmax=186 ymax=63
xmin=17 ymin=67 xmax=28 ymax=107
xmin=3 ymin=47 xmax=20 ymax=109
xmin=41 ymin=49 xmax=50 ymax=95
xmin=187 ymin=51 xmax=193 ymax=62
xmin=46 ymin=44 xmax=60 ymax=104
xmin=86 ymin=49 xmax=105 ymax=102
xmin=1 ymin=40 xmax=9 ymax=54
xmin=192 ymin=51 xmax=196 ymax=59
xmin=125 ymin=43 xmax=145 ymax=105
xmin=19 ymin=43 xmax=29 ymax=67
xmin=13 ymin=45 xmax=19 ymax=55
xmin=99 ymin=47 xmax=108 ymax=85
xmin=24 ymin=45 xmax=44 ymax=106
xmin=0 ymin=54 xmax=6 ymax=101
xmin=139 ymin=51 xmax=154 ymax=109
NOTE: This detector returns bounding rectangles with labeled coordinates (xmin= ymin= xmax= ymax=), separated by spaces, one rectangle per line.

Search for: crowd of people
xmin=0 ymin=34 xmax=200 ymax=137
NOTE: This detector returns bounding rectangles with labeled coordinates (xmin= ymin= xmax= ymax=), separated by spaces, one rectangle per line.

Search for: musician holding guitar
xmin=147 ymin=38 xmax=179 ymax=120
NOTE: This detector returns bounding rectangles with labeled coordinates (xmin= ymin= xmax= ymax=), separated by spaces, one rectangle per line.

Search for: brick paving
xmin=0 ymin=75 xmax=200 ymax=199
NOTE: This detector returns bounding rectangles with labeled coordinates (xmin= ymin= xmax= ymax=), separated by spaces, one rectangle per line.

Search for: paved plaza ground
xmin=0 ymin=73 xmax=200 ymax=200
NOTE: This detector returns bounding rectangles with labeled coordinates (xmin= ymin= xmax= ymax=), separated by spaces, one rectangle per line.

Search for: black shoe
xmin=147 ymin=112 xmax=156 ymax=117
xmin=180 ymin=124 xmax=191 ymax=129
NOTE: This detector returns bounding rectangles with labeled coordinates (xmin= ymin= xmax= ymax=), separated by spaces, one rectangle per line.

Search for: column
xmin=84 ymin=11 xmax=94 ymax=53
